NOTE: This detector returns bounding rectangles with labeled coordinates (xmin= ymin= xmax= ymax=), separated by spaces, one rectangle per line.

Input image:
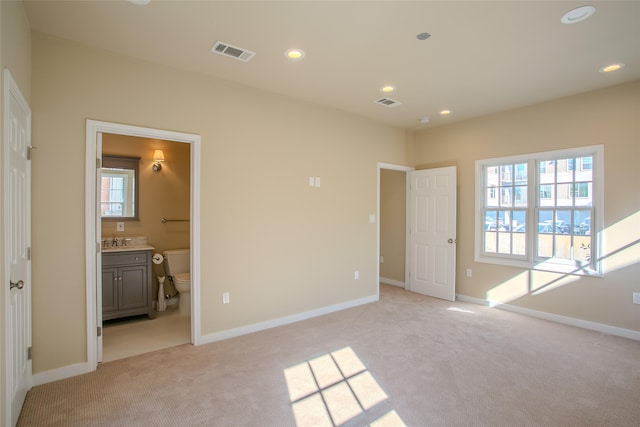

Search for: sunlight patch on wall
xmin=601 ymin=211 xmax=640 ymax=273
xmin=284 ymin=347 xmax=406 ymax=427
xmin=485 ymin=211 xmax=640 ymax=304
xmin=486 ymin=271 xmax=530 ymax=305
xmin=529 ymin=270 xmax=578 ymax=296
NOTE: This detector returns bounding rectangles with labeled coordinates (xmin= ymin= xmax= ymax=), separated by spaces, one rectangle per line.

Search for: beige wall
xmin=380 ymin=169 xmax=406 ymax=283
xmin=414 ymin=81 xmax=640 ymax=332
xmin=30 ymin=32 xmax=411 ymax=373
xmin=1 ymin=0 xmax=31 ymax=420
xmin=101 ymin=134 xmax=191 ymax=298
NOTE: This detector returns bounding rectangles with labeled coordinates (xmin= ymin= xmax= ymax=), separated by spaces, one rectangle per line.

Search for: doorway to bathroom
xmin=85 ymin=120 xmax=202 ymax=367
xmin=102 ymin=134 xmax=190 ymax=361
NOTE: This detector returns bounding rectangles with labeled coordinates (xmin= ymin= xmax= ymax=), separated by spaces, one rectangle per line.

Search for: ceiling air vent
xmin=375 ymin=97 xmax=402 ymax=108
xmin=210 ymin=41 xmax=256 ymax=62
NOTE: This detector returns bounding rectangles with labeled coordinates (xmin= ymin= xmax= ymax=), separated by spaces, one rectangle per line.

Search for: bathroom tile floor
xmin=102 ymin=306 xmax=191 ymax=363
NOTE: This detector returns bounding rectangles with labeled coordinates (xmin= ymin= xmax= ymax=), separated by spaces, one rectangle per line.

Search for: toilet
xmin=162 ymin=249 xmax=191 ymax=316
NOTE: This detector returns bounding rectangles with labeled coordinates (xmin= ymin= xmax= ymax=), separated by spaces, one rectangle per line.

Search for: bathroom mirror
xmin=101 ymin=155 xmax=140 ymax=220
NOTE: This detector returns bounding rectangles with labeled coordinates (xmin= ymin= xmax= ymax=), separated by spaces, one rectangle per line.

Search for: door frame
xmin=377 ymin=162 xmax=414 ymax=297
xmin=3 ymin=69 xmax=32 ymax=427
xmin=85 ymin=120 xmax=202 ymax=368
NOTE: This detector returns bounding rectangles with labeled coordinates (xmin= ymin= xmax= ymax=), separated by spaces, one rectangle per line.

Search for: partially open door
xmin=406 ymin=167 xmax=457 ymax=301
xmin=5 ymin=69 xmax=32 ymax=427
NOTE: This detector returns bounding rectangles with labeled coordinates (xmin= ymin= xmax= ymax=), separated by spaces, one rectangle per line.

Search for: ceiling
xmin=23 ymin=1 xmax=640 ymax=130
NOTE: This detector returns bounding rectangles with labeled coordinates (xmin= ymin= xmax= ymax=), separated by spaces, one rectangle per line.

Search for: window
xmin=475 ymin=145 xmax=603 ymax=275
xmin=101 ymin=155 xmax=140 ymax=220
xmin=101 ymin=174 xmax=126 ymax=216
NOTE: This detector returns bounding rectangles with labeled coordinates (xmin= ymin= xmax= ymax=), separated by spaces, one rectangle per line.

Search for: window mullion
xmin=529 ymin=159 xmax=536 ymax=263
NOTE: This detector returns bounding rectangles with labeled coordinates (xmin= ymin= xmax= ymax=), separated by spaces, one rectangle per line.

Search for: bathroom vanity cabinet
xmin=102 ymin=249 xmax=154 ymax=321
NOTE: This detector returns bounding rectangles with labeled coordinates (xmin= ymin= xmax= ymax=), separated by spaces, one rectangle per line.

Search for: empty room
xmin=2 ymin=1 xmax=639 ymax=426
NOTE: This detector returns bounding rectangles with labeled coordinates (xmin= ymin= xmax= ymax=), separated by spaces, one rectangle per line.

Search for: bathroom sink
xmin=102 ymin=244 xmax=155 ymax=253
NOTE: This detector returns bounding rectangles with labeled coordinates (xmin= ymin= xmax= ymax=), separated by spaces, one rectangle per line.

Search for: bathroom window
xmin=101 ymin=155 xmax=140 ymax=220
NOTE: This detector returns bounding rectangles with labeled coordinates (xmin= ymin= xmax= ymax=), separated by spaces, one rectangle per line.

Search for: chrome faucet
xmin=112 ymin=237 xmax=118 ymax=247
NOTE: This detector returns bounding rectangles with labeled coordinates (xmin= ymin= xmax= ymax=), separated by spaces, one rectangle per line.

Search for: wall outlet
xmin=222 ymin=292 xmax=230 ymax=304
xmin=380 ymin=256 xmax=384 ymax=263
xmin=116 ymin=222 xmax=124 ymax=231
xmin=354 ymin=271 xmax=359 ymax=280
xmin=633 ymin=292 xmax=640 ymax=305
xmin=466 ymin=268 xmax=472 ymax=277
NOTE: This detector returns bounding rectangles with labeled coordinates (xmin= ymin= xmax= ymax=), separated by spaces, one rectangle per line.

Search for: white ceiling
xmin=23 ymin=1 xmax=640 ymax=130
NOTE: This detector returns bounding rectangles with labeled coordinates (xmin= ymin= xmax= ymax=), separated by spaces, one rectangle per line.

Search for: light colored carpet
xmin=18 ymin=285 xmax=640 ymax=426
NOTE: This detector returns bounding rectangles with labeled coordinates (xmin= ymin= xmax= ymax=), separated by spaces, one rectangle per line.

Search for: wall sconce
xmin=152 ymin=149 xmax=165 ymax=172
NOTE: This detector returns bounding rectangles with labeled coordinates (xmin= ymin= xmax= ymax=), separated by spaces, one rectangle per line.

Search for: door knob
xmin=9 ymin=279 xmax=24 ymax=290
xmin=448 ymin=238 xmax=454 ymax=243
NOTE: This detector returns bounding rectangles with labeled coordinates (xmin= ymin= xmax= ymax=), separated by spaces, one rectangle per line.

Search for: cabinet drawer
xmin=102 ymin=251 xmax=149 ymax=267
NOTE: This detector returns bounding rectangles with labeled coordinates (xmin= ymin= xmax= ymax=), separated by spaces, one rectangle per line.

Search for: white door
xmin=406 ymin=167 xmax=457 ymax=301
xmin=4 ymin=69 xmax=32 ymax=427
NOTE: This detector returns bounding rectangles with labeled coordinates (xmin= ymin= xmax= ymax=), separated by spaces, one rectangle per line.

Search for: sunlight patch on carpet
xmin=284 ymin=346 xmax=406 ymax=427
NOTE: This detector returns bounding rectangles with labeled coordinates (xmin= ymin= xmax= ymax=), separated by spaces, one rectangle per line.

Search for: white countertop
xmin=102 ymin=244 xmax=155 ymax=253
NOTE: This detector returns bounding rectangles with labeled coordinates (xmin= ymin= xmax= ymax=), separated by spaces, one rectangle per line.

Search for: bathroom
xmin=100 ymin=133 xmax=191 ymax=362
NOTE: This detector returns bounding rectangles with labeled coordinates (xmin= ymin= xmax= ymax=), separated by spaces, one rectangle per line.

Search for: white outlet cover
xmin=315 ymin=177 xmax=321 ymax=187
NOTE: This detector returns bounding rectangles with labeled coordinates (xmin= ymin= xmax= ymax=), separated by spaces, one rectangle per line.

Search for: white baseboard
xmin=199 ymin=294 xmax=379 ymax=346
xmin=380 ymin=277 xmax=405 ymax=288
xmin=32 ymin=362 xmax=93 ymax=387
xmin=456 ymin=294 xmax=640 ymax=342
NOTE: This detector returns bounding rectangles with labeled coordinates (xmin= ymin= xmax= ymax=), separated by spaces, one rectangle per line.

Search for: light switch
xmin=116 ymin=222 xmax=124 ymax=231
xmin=315 ymin=177 xmax=321 ymax=187
xmin=369 ymin=214 xmax=375 ymax=224
xmin=309 ymin=177 xmax=315 ymax=187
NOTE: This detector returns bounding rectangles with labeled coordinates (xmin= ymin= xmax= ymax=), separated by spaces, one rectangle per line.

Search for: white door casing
xmin=4 ymin=69 xmax=32 ymax=427
xmin=85 ymin=120 xmax=202 ymax=367
xmin=406 ymin=167 xmax=457 ymax=301
xmin=377 ymin=162 xmax=414 ymax=295
xmin=95 ymin=132 xmax=103 ymax=363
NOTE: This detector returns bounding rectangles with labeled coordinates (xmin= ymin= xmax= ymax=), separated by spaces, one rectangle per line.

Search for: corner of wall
xmin=404 ymin=129 xmax=416 ymax=167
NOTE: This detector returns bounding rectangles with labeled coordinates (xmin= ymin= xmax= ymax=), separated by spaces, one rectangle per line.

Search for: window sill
xmin=475 ymin=255 xmax=602 ymax=277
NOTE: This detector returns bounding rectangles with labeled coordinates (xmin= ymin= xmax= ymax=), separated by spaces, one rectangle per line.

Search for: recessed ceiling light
xmin=128 ymin=0 xmax=151 ymax=5
xmin=380 ymin=85 xmax=395 ymax=93
xmin=419 ymin=117 xmax=430 ymax=124
xmin=561 ymin=6 xmax=596 ymax=24
xmin=599 ymin=63 xmax=625 ymax=73
xmin=417 ymin=32 xmax=431 ymax=41
xmin=439 ymin=109 xmax=451 ymax=116
xmin=285 ymin=49 xmax=305 ymax=60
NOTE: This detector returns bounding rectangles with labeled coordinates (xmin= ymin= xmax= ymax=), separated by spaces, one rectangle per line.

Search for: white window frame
xmin=475 ymin=145 xmax=603 ymax=276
